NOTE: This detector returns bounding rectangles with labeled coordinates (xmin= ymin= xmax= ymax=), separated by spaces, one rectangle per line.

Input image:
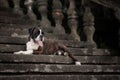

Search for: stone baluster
xmin=0 ymin=0 xmax=9 ymax=8
xmin=52 ymin=0 xmax=65 ymax=34
xmin=67 ymin=0 xmax=80 ymax=41
xmin=83 ymin=6 xmax=97 ymax=48
xmin=25 ymin=0 xmax=37 ymax=21
xmin=37 ymin=0 xmax=51 ymax=29
xmin=13 ymin=0 xmax=23 ymax=16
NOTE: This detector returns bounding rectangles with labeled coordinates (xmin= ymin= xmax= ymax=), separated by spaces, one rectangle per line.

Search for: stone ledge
xmin=0 ymin=64 xmax=120 ymax=73
xmin=0 ymin=75 xmax=120 ymax=80
xmin=0 ymin=44 xmax=111 ymax=55
xmin=0 ymin=54 xmax=119 ymax=64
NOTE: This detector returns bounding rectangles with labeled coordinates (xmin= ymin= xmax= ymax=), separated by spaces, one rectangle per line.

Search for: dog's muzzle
xmin=35 ymin=40 xmax=43 ymax=47
xmin=35 ymin=35 xmax=44 ymax=47
xmin=40 ymin=35 xmax=44 ymax=41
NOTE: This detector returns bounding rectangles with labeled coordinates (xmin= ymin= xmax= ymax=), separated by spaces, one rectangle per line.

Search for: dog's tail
xmin=67 ymin=50 xmax=81 ymax=65
xmin=59 ymin=44 xmax=81 ymax=65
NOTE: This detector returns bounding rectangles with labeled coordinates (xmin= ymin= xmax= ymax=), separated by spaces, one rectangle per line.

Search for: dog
xmin=14 ymin=26 xmax=81 ymax=65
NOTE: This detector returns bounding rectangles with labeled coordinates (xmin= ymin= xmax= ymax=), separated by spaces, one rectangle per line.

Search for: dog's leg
xmin=14 ymin=41 xmax=34 ymax=55
xmin=14 ymin=50 xmax=33 ymax=55
xmin=67 ymin=52 xmax=81 ymax=65
xmin=58 ymin=43 xmax=81 ymax=65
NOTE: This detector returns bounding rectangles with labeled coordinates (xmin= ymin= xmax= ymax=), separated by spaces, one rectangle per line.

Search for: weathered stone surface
xmin=0 ymin=37 xmax=27 ymax=44
xmin=0 ymin=32 xmax=69 ymax=40
xmin=52 ymin=0 xmax=65 ymax=34
xmin=0 ymin=44 xmax=111 ymax=55
xmin=83 ymin=6 xmax=97 ymax=48
xmin=24 ymin=0 xmax=37 ymax=21
xmin=0 ymin=1 xmax=119 ymax=80
xmin=0 ymin=23 xmax=34 ymax=29
xmin=0 ymin=64 xmax=120 ymax=73
xmin=0 ymin=54 xmax=119 ymax=64
xmin=67 ymin=0 xmax=80 ymax=41
xmin=0 ymin=0 xmax=9 ymax=8
xmin=37 ymin=0 xmax=51 ymax=29
xmin=0 ymin=36 xmax=85 ymax=47
xmin=13 ymin=0 xmax=24 ymax=16
xmin=0 ymin=75 xmax=119 ymax=80
xmin=0 ymin=23 xmax=53 ymax=33
xmin=0 ymin=44 xmax=25 ymax=52
xmin=0 ymin=16 xmax=36 ymax=24
xmin=0 ymin=11 xmax=20 ymax=18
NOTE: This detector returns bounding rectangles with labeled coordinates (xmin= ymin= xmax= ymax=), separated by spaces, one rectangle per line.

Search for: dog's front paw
xmin=75 ymin=61 xmax=81 ymax=66
xmin=14 ymin=51 xmax=23 ymax=54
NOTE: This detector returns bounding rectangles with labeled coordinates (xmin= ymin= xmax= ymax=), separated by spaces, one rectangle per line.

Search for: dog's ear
xmin=28 ymin=28 xmax=33 ymax=35
xmin=29 ymin=27 xmax=36 ymax=36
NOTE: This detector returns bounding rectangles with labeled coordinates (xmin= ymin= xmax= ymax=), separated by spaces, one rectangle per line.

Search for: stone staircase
xmin=0 ymin=8 xmax=120 ymax=80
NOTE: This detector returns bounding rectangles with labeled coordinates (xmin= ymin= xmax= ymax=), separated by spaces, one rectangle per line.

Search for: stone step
xmin=0 ymin=36 xmax=83 ymax=46
xmin=0 ymin=10 xmax=21 ymax=18
xmin=0 ymin=23 xmax=36 ymax=29
xmin=0 ymin=64 xmax=119 ymax=73
xmin=0 ymin=44 xmax=110 ymax=55
xmin=0 ymin=23 xmax=69 ymax=40
xmin=0 ymin=75 xmax=120 ymax=80
xmin=0 ymin=16 xmax=36 ymax=24
xmin=0 ymin=29 xmax=70 ymax=40
xmin=0 ymin=54 xmax=119 ymax=64
xmin=0 ymin=23 xmax=54 ymax=33
xmin=0 ymin=7 xmax=12 ymax=11
xmin=0 ymin=16 xmax=53 ymax=33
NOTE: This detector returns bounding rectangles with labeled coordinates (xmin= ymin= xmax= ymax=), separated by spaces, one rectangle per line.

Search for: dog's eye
xmin=33 ymin=31 xmax=40 ymax=38
xmin=37 ymin=31 xmax=40 ymax=34
xmin=42 ymin=32 xmax=44 ymax=35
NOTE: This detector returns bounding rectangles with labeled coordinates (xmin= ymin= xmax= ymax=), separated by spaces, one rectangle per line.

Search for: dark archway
xmin=91 ymin=2 xmax=119 ymax=50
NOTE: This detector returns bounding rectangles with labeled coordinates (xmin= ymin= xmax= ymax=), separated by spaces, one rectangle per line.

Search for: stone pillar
xmin=83 ymin=6 xmax=97 ymax=48
xmin=25 ymin=0 xmax=37 ymax=21
xmin=13 ymin=0 xmax=23 ymax=16
xmin=67 ymin=0 xmax=80 ymax=41
xmin=0 ymin=0 xmax=9 ymax=8
xmin=52 ymin=0 xmax=65 ymax=34
xmin=37 ymin=0 xmax=51 ymax=29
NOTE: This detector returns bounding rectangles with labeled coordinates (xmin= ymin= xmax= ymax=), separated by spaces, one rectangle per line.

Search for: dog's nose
xmin=40 ymin=35 xmax=43 ymax=41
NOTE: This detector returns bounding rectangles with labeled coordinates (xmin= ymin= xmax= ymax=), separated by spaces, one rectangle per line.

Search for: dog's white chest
xmin=26 ymin=41 xmax=39 ymax=50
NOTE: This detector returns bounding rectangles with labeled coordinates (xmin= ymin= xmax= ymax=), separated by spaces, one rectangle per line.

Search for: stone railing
xmin=0 ymin=0 xmax=97 ymax=48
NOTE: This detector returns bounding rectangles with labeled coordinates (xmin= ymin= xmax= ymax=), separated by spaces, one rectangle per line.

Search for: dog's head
xmin=28 ymin=26 xmax=44 ymax=42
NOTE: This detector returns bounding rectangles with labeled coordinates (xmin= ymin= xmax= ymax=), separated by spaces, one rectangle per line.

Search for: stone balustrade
xmin=0 ymin=0 xmax=97 ymax=48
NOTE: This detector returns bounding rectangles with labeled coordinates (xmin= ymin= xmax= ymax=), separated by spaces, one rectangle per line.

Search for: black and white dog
xmin=14 ymin=26 xmax=81 ymax=65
